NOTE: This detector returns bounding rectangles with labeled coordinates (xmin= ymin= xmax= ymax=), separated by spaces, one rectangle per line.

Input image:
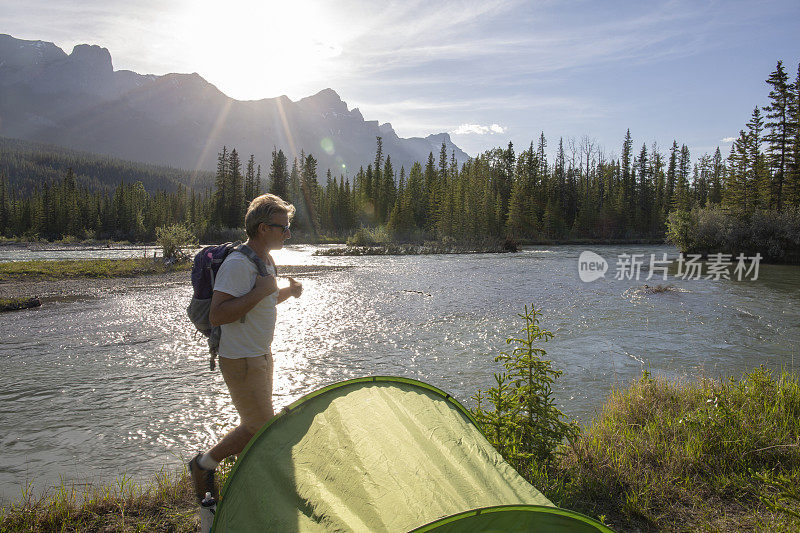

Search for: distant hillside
xmin=0 ymin=137 xmax=214 ymax=195
xmin=0 ymin=34 xmax=470 ymax=181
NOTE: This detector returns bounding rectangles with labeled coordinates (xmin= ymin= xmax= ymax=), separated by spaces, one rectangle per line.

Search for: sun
xmin=178 ymin=0 xmax=344 ymax=100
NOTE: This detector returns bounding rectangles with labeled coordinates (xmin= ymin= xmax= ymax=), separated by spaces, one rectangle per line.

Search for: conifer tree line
xmin=0 ymin=167 xmax=205 ymax=241
xmin=1 ymin=60 xmax=797 ymax=244
xmin=0 ymin=137 xmax=214 ymax=195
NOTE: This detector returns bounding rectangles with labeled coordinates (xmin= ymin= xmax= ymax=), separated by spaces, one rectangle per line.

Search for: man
xmin=189 ymin=193 xmax=302 ymax=501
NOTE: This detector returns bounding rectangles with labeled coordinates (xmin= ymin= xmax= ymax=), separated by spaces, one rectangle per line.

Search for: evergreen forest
xmin=1 ymin=60 xmax=798 ymax=248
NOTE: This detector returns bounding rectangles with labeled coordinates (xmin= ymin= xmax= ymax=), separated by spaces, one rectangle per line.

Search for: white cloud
xmin=721 ymin=136 xmax=736 ymax=143
xmin=452 ymin=123 xmax=507 ymax=135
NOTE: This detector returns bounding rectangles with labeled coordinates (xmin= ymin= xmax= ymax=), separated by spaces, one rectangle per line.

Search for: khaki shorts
xmin=219 ymin=354 xmax=274 ymax=434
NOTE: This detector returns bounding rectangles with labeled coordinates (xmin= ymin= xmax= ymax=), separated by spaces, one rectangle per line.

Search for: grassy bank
xmin=0 ymin=472 xmax=196 ymax=532
xmin=519 ymin=368 xmax=800 ymax=532
xmin=0 ymin=258 xmax=191 ymax=282
xmin=0 ymin=460 xmax=241 ymax=532
xmin=2 ymin=368 xmax=797 ymax=531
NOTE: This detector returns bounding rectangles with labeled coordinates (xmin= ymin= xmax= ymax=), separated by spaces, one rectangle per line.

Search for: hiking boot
xmin=188 ymin=454 xmax=218 ymax=502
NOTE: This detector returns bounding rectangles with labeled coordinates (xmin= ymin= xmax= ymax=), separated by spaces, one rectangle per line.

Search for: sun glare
xmin=178 ymin=0 xmax=344 ymax=100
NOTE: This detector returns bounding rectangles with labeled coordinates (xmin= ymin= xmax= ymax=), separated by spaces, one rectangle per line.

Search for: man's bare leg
xmin=207 ymin=424 xmax=255 ymax=462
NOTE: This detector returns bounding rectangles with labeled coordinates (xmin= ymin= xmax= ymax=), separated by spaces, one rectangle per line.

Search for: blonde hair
xmin=244 ymin=194 xmax=295 ymax=238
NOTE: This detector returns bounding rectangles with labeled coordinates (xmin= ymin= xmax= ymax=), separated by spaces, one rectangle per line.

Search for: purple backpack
xmin=186 ymin=242 xmax=270 ymax=369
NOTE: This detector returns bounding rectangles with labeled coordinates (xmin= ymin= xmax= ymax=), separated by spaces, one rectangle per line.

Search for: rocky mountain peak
xmin=297 ymin=87 xmax=348 ymax=114
xmin=0 ymin=34 xmax=67 ymax=68
xmin=69 ymin=44 xmax=113 ymax=72
xmin=426 ymin=132 xmax=454 ymax=143
xmin=379 ymin=122 xmax=399 ymax=139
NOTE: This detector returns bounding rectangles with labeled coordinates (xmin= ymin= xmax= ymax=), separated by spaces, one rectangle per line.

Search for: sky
xmin=3 ymin=0 xmax=800 ymax=161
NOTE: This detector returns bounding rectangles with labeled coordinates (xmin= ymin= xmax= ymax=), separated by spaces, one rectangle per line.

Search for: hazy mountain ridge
xmin=0 ymin=34 xmax=469 ymax=182
xmin=0 ymin=136 xmax=215 ymax=195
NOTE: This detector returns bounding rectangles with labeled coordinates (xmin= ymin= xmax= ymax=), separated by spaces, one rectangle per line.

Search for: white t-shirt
xmin=213 ymin=251 xmax=278 ymax=359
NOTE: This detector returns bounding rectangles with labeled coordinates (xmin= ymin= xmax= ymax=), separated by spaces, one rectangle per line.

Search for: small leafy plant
xmin=472 ymin=305 xmax=578 ymax=477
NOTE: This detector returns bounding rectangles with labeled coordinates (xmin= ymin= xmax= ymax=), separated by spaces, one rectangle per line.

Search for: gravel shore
xmin=0 ymin=265 xmax=348 ymax=304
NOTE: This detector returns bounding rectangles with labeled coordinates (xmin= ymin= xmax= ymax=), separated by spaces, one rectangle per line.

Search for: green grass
xmin=0 ymin=459 xmax=239 ymax=532
xmin=526 ymin=367 xmax=800 ymax=532
xmin=0 ymin=258 xmax=191 ymax=282
xmin=0 ymin=470 xmax=195 ymax=532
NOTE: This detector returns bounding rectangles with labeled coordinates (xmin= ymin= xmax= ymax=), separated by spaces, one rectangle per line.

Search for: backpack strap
xmin=234 ymin=244 xmax=270 ymax=277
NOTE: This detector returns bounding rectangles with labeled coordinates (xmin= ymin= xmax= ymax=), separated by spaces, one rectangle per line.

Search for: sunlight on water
xmin=1 ymin=244 xmax=799 ymax=503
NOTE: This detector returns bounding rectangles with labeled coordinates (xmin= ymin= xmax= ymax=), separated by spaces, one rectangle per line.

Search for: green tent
xmin=212 ymin=377 xmax=612 ymax=532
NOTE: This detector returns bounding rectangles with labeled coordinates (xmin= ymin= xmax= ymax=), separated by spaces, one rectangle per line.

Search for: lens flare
xmin=320 ymin=137 xmax=335 ymax=155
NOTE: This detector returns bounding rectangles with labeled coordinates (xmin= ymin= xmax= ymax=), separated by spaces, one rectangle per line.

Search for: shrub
xmin=155 ymin=224 xmax=196 ymax=262
xmin=666 ymin=206 xmax=800 ymax=263
xmin=665 ymin=209 xmax=697 ymax=252
xmin=472 ymin=306 xmax=578 ymax=478
xmin=346 ymin=226 xmax=389 ymax=246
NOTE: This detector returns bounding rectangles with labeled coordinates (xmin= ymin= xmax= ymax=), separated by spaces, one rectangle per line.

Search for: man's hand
xmin=288 ymin=277 xmax=303 ymax=298
xmin=210 ymin=274 xmax=276 ymax=326
xmin=253 ymin=273 xmax=278 ymax=298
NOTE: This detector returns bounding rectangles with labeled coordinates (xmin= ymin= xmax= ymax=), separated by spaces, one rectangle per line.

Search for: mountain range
xmin=0 ymin=34 xmax=469 ymax=182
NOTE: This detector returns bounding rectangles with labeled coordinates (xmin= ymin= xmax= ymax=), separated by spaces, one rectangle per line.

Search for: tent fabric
xmin=409 ymin=505 xmax=612 ymax=532
xmin=211 ymin=377 xmax=611 ymax=532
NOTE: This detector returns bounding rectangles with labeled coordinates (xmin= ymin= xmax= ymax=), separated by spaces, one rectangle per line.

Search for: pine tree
xmin=763 ymin=60 xmax=792 ymax=208
xmin=288 ymin=157 xmax=307 ymax=233
xmin=373 ymin=137 xmax=383 ymax=219
xmin=621 ymin=129 xmax=634 ymax=220
xmin=666 ymin=141 xmax=678 ymax=211
xmin=650 ymin=143 xmax=666 ymax=231
xmin=635 ymin=143 xmax=650 ymax=232
xmin=226 ymin=149 xmax=243 ymax=226
xmin=244 ymin=154 xmax=257 ymax=202
xmin=382 ymin=155 xmax=396 ymax=223
xmin=424 ymin=152 xmax=438 ymax=232
xmin=213 ymin=146 xmax=229 ymax=226
xmin=268 ymin=148 xmax=289 ymax=199
xmin=301 ymin=153 xmax=321 ymax=236
xmin=694 ymin=156 xmax=710 ymax=208
xmin=725 ymin=131 xmax=751 ymax=211
xmin=709 ymin=147 xmax=724 ymax=205
xmin=673 ymin=145 xmax=691 ymax=211
xmin=747 ymin=107 xmax=770 ymax=208
xmin=786 ymin=62 xmax=800 ymax=207
xmin=498 ymin=142 xmax=515 ymax=228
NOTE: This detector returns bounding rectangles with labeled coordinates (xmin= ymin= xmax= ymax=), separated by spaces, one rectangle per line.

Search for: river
xmin=0 ymin=243 xmax=798 ymax=504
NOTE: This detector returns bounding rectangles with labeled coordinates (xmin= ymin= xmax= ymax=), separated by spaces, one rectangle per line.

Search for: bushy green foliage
xmin=666 ymin=206 xmax=800 ymax=262
xmin=472 ymin=306 xmax=578 ymax=477
xmin=346 ymin=226 xmax=390 ymax=246
xmin=156 ymin=223 xmax=196 ymax=261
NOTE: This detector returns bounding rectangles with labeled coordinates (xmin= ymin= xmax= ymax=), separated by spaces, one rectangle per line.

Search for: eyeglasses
xmin=266 ymin=223 xmax=291 ymax=233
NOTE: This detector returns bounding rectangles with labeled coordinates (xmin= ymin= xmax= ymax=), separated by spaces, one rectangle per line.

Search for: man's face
xmin=263 ymin=212 xmax=291 ymax=250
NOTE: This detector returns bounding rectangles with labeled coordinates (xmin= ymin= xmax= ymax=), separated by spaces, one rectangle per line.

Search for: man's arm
xmin=209 ymin=275 xmax=277 ymax=326
xmin=277 ymin=277 xmax=303 ymax=304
